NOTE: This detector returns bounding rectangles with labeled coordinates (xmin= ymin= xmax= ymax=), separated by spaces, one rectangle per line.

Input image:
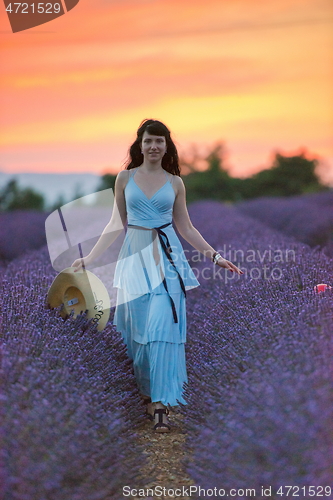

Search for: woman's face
xmin=141 ymin=130 xmax=167 ymax=163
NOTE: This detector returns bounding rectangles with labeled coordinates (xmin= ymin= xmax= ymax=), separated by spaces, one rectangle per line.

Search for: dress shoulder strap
xmin=128 ymin=167 xmax=138 ymax=178
xmin=163 ymin=169 xmax=174 ymax=184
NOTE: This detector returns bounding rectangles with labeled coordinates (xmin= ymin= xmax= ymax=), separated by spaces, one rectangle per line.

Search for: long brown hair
xmin=123 ymin=119 xmax=181 ymax=176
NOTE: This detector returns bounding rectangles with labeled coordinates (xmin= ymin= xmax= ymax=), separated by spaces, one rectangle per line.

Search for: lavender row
xmin=235 ymin=190 xmax=333 ymax=257
xmin=179 ymin=201 xmax=333 ymax=495
xmin=1 ymin=247 xmax=147 ymax=500
xmin=0 ymin=210 xmax=49 ymax=262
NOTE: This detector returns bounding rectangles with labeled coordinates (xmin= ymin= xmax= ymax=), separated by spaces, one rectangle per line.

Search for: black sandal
xmin=153 ymin=407 xmax=171 ymax=433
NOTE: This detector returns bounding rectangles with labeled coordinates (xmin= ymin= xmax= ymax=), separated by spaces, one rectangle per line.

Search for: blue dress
xmin=113 ymin=167 xmax=200 ymax=406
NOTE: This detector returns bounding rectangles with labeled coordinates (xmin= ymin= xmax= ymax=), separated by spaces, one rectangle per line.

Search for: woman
xmin=72 ymin=119 xmax=243 ymax=433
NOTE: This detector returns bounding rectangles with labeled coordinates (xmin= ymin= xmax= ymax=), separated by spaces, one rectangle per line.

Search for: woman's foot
xmin=140 ymin=394 xmax=154 ymax=421
xmin=153 ymin=402 xmax=171 ymax=433
xmin=140 ymin=393 xmax=151 ymax=404
xmin=146 ymin=402 xmax=154 ymax=421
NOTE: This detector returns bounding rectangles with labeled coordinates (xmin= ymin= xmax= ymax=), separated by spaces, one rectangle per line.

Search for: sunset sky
xmin=0 ymin=0 xmax=332 ymax=184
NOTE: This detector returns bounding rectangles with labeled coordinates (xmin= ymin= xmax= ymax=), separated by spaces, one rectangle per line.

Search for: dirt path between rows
xmin=130 ymin=410 xmax=197 ymax=500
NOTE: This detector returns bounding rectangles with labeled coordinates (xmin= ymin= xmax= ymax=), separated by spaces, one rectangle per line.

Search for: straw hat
xmin=47 ymin=267 xmax=110 ymax=331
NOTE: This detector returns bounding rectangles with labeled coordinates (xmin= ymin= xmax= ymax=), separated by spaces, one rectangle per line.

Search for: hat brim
xmin=47 ymin=267 xmax=110 ymax=331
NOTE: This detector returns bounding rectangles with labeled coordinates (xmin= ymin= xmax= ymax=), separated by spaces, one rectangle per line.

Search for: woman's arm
xmin=172 ymin=176 xmax=243 ymax=274
xmin=71 ymin=170 xmax=128 ymax=271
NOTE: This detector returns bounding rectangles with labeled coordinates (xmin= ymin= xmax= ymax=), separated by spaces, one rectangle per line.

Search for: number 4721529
xmin=5 ymin=3 xmax=61 ymax=14
xmin=276 ymin=485 xmax=332 ymax=496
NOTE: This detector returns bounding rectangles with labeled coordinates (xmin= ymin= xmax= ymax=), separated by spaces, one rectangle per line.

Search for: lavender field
xmin=235 ymin=189 xmax=333 ymax=257
xmin=1 ymin=198 xmax=333 ymax=499
xmin=1 ymin=249 xmax=147 ymax=499
xmin=181 ymin=201 xmax=333 ymax=497
xmin=0 ymin=210 xmax=49 ymax=263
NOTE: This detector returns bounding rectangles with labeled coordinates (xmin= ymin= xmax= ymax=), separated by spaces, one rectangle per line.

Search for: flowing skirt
xmin=113 ymin=287 xmax=188 ymax=407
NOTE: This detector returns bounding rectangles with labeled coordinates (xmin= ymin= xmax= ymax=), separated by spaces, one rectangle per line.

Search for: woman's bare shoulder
xmin=117 ymin=169 xmax=130 ymax=180
xmin=171 ymin=175 xmax=184 ymax=195
xmin=172 ymin=174 xmax=183 ymax=184
xmin=115 ymin=169 xmax=130 ymax=189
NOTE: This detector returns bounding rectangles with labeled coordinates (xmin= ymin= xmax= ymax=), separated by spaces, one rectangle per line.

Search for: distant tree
xmin=183 ymin=142 xmax=234 ymax=203
xmin=240 ymin=151 xmax=328 ymax=199
xmin=96 ymin=173 xmax=116 ymax=192
xmin=179 ymin=143 xmax=206 ymax=175
xmin=0 ymin=179 xmax=45 ymax=212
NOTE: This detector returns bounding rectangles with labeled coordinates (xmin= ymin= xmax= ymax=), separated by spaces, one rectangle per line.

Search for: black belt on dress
xmin=127 ymin=221 xmax=186 ymax=323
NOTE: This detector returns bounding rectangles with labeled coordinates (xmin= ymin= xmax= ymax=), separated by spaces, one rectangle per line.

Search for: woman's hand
xmin=216 ymin=256 xmax=243 ymax=275
xmin=71 ymin=255 xmax=92 ymax=273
